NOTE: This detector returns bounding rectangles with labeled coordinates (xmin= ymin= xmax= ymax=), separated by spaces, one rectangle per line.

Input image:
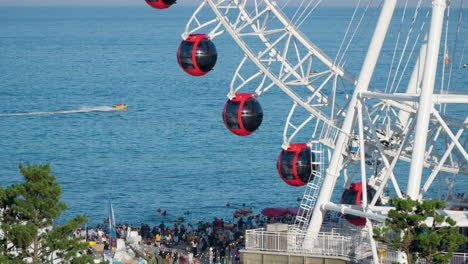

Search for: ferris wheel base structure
xmin=240 ymin=223 xmax=468 ymax=264
xmin=240 ymin=248 xmax=353 ymax=264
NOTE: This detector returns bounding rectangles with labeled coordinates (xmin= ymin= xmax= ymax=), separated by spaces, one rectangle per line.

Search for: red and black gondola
xmin=340 ymin=182 xmax=382 ymax=226
xmin=145 ymin=0 xmax=176 ymax=9
xmin=177 ymin=34 xmax=217 ymax=76
xmin=277 ymin=143 xmax=317 ymax=187
xmin=222 ymin=93 xmax=263 ymax=136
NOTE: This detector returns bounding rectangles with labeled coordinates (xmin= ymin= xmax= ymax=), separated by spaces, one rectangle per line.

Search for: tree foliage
xmin=0 ymin=163 xmax=102 ymax=264
xmin=373 ymin=197 xmax=468 ymax=264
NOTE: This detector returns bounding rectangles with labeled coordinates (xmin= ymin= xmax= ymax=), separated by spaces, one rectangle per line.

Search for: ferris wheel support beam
xmin=407 ymin=0 xmax=447 ymax=199
xmin=322 ymin=203 xmax=468 ymax=227
xmin=421 ymin=117 xmax=467 ymax=198
xmin=398 ymin=34 xmax=427 ymax=129
xmin=361 ymin=91 xmax=468 ymax=104
xmin=303 ymin=0 xmax=398 ymax=248
xmin=358 ymin=102 xmax=380 ymax=264
xmin=361 ymin=104 xmax=403 ymax=198
xmin=433 ymin=111 xmax=468 ymax=161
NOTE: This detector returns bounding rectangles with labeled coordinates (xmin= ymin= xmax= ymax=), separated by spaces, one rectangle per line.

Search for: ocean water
xmin=0 ymin=6 xmax=305 ymax=226
xmin=0 ymin=5 xmax=466 ymax=227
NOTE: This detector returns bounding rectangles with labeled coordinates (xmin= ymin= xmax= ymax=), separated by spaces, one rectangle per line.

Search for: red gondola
xmin=340 ymin=182 xmax=381 ymax=226
xmin=223 ymin=93 xmax=263 ymax=136
xmin=177 ymin=34 xmax=217 ymax=76
xmin=145 ymin=0 xmax=176 ymax=9
xmin=277 ymin=143 xmax=316 ymax=186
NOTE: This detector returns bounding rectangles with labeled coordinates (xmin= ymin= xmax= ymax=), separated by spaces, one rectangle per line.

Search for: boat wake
xmin=0 ymin=106 xmax=120 ymax=116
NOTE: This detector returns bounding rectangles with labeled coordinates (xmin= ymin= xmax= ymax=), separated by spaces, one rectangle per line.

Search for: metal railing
xmin=245 ymin=227 xmax=468 ymax=263
xmin=364 ymin=251 xmax=468 ymax=264
xmin=245 ymin=228 xmax=356 ymax=259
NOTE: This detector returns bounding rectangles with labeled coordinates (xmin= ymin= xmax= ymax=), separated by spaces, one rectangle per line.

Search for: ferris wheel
xmin=147 ymin=0 xmax=468 ymax=261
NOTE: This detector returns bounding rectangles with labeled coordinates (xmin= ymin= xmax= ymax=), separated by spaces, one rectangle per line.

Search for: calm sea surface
xmin=0 ymin=6 xmax=466 ymax=226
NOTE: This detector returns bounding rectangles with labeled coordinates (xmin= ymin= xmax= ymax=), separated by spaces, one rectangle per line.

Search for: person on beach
xmin=151 ymin=225 xmax=158 ymax=238
xmin=190 ymin=238 xmax=198 ymax=257
xmin=155 ymin=232 xmax=161 ymax=247
xmin=140 ymin=223 xmax=150 ymax=242
xmin=209 ymin=247 xmax=214 ymax=264
xmin=159 ymin=221 xmax=166 ymax=230
xmin=173 ymin=231 xmax=180 ymax=245
xmin=219 ymin=243 xmax=226 ymax=264
xmin=234 ymin=247 xmax=240 ymax=263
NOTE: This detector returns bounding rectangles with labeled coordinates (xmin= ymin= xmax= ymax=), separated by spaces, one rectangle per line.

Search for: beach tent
xmin=261 ymin=207 xmax=300 ymax=217
xmin=261 ymin=207 xmax=287 ymax=217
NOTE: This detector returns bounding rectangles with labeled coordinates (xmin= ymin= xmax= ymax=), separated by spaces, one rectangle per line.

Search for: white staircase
xmin=289 ymin=142 xmax=325 ymax=250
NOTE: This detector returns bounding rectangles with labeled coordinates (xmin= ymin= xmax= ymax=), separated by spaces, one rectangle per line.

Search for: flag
xmin=109 ymin=201 xmax=116 ymax=231
xmin=109 ymin=201 xmax=117 ymax=248
xmin=444 ymin=47 xmax=450 ymax=64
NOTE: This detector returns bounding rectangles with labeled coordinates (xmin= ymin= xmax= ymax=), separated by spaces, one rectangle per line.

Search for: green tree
xmin=373 ymin=197 xmax=468 ymax=264
xmin=0 ymin=163 xmax=106 ymax=264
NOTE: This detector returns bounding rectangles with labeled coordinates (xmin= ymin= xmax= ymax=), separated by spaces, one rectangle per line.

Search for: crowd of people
xmin=75 ymin=209 xmax=297 ymax=263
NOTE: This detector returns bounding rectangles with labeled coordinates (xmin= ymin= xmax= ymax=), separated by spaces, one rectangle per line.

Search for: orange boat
xmin=234 ymin=208 xmax=253 ymax=215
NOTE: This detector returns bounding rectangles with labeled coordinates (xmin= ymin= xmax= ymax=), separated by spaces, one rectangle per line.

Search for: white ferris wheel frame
xmin=181 ymin=0 xmax=468 ymax=258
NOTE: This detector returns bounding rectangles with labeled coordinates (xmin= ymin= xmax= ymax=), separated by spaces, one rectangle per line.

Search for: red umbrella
xmin=261 ymin=207 xmax=287 ymax=217
xmin=286 ymin=207 xmax=299 ymax=215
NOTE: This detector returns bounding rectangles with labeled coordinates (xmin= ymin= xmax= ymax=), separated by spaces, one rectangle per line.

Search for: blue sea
xmin=0 ymin=5 xmax=466 ymax=227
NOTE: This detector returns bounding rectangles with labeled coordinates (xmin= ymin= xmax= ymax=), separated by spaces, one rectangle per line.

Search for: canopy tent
xmin=261 ymin=207 xmax=299 ymax=217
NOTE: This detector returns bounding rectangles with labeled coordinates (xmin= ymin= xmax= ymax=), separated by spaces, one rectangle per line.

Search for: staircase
xmin=289 ymin=142 xmax=325 ymax=250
